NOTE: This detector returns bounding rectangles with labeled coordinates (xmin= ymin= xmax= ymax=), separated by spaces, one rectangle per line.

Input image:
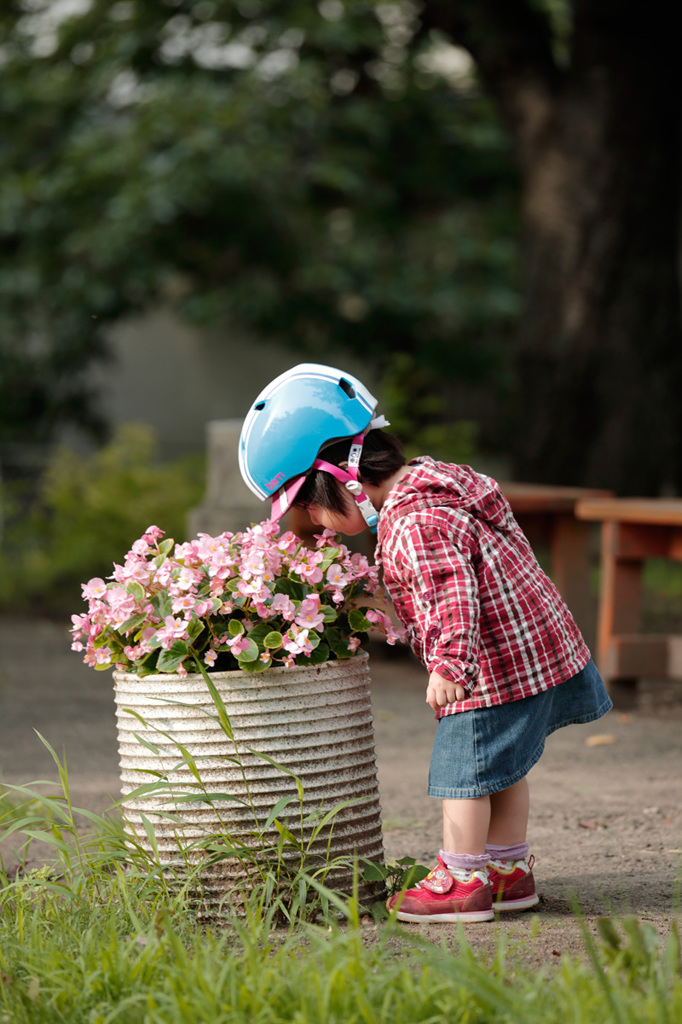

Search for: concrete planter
xmin=113 ymin=654 xmax=385 ymax=912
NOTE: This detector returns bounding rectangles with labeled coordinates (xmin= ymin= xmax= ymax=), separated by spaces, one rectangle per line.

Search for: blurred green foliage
xmin=382 ymin=352 xmax=478 ymax=463
xmin=0 ymin=0 xmax=519 ymax=466
xmin=0 ymin=425 xmax=204 ymax=617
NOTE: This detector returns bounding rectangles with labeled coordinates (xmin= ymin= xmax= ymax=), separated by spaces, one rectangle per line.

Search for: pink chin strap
xmin=311 ymin=430 xmax=379 ymax=532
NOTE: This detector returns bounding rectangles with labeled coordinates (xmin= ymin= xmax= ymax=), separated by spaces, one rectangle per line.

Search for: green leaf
xmin=274 ymin=578 xmax=307 ymax=601
xmin=305 ymin=641 xmax=329 ymax=665
xmin=238 ymin=655 xmax=271 ymax=673
xmin=118 ymin=612 xmax=149 ymax=633
xmin=193 ymin=658 xmax=233 ymax=739
xmin=151 ymin=592 xmax=172 ymax=620
xmin=237 ymin=638 xmax=259 ymax=663
xmin=228 ymin=618 xmax=245 ymax=636
xmin=321 ymin=605 xmax=338 ymax=622
xmin=362 ymin=859 xmax=390 ymax=882
xmin=263 ymin=631 xmax=283 ymax=648
xmin=156 ymin=640 xmax=189 ymax=672
xmin=132 ymin=732 xmax=161 ymax=756
xmin=186 ymin=618 xmax=205 ymax=642
xmin=247 ymin=623 xmax=274 ymax=645
xmin=326 ymin=627 xmax=353 ymax=659
xmin=125 ymin=580 xmax=145 ymax=600
xmin=348 ymin=608 xmax=372 ymax=632
xmin=158 ymin=538 xmax=174 ymax=556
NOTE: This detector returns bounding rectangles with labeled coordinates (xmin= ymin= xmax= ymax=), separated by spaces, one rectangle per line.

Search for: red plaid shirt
xmin=375 ymin=458 xmax=591 ymax=717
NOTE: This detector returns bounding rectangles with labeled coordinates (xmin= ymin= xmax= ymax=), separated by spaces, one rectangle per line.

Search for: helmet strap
xmin=312 ymin=432 xmax=379 ymax=533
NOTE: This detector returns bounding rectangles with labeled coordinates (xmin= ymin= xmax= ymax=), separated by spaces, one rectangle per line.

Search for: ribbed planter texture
xmin=113 ymin=653 xmax=385 ymax=913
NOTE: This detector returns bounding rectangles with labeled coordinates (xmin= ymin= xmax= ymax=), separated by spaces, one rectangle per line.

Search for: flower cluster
xmin=71 ymin=520 xmax=403 ymax=677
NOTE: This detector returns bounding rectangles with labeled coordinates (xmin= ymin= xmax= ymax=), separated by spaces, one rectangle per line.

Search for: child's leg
xmin=442 ymin=796 xmax=490 ymax=853
xmin=485 ymin=778 xmax=539 ymax=911
xmin=487 ymin=778 xmax=530 ymax=845
xmin=441 ymin=779 xmax=530 ymax=852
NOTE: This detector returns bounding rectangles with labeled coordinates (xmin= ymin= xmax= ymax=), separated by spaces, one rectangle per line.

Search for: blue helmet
xmin=239 ymin=363 xmax=381 ymax=529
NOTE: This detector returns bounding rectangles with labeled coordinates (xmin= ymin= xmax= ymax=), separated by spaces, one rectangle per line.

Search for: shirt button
xmin=427 ymin=626 xmax=439 ymax=639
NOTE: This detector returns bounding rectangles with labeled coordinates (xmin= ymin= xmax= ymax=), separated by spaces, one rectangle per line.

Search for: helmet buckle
xmin=344 ymin=480 xmax=364 ymax=496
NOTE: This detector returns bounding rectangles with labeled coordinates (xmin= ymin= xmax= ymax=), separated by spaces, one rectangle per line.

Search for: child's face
xmin=306 ymin=494 xmax=368 ymax=536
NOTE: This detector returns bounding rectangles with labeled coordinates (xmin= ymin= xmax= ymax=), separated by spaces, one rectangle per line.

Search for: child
xmin=239 ymin=362 xmax=613 ymax=923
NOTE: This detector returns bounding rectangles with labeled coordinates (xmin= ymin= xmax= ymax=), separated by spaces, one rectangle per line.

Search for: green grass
xmin=1 ymin=777 xmax=680 ymax=1024
xmin=0 ymin=868 xmax=681 ymax=1024
xmin=1 ymin=695 xmax=681 ymax=1022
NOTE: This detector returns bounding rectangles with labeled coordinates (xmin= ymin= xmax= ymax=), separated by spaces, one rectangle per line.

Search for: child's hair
xmin=293 ymin=429 xmax=406 ymax=515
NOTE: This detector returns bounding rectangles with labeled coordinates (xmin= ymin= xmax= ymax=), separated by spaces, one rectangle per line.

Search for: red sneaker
xmin=487 ymin=854 xmax=539 ymax=911
xmin=386 ymin=856 xmax=494 ymax=923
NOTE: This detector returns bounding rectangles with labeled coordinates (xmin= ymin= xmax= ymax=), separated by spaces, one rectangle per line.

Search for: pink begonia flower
xmin=144 ymin=525 xmax=164 ymax=540
xmin=284 ymin=626 xmax=313 ymax=656
xmin=365 ymin=608 xmax=405 ymax=646
xmin=158 ymin=561 xmax=176 ymax=584
xmin=172 ymin=594 xmax=195 ymax=614
xmin=260 ymin=653 xmax=271 ymax=664
xmin=295 ymin=596 xmax=324 ymax=631
xmin=177 ymin=663 xmax=188 ymax=677
xmin=175 ymin=567 xmax=197 ymax=591
xmin=347 ymin=636 xmax=361 ymax=652
xmin=82 ymin=578 xmax=107 ymax=600
xmin=293 ymin=562 xmax=324 ymax=584
xmin=315 ymin=528 xmax=339 ymax=547
xmin=277 ymin=532 xmax=299 ymax=555
xmin=241 ymin=554 xmax=266 ymax=578
xmin=156 ymin=616 xmax=189 ymax=650
xmin=271 ymin=593 xmax=296 ymax=620
xmin=326 ymin=564 xmax=347 ymax=587
xmin=226 ymin=634 xmax=250 ymax=655
xmin=204 ymin=649 xmax=218 ymax=667
xmin=237 ymin=579 xmax=271 ymax=602
xmin=282 ymin=653 xmax=297 ymax=668
xmin=193 ymin=599 xmax=215 ymax=616
xmin=140 ymin=627 xmax=157 ymax=650
xmin=95 ymin=647 xmax=113 ymax=665
xmin=71 ymin=640 xmax=84 ymax=652
xmin=131 ymin=538 xmax=150 ymax=556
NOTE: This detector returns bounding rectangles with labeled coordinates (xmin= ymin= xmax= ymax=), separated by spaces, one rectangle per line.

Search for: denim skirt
xmin=427 ymin=659 xmax=613 ymax=799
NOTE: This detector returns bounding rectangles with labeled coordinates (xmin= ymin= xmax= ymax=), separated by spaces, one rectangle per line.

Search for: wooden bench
xmin=575 ymin=497 xmax=682 ymax=707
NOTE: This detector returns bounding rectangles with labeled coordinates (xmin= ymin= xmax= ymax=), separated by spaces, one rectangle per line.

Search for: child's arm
xmin=426 ymin=671 xmax=467 ymax=711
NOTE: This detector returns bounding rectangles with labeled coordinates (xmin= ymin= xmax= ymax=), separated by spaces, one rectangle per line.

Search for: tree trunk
xmin=513 ymin=9 xmax=682 ymax=494
xmin=423 ymin=0 xmax=682 ymax=494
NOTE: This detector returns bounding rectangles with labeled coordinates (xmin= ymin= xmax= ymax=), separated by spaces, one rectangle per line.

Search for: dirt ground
xmin=1 ymin=616 xmax=681 ymax=967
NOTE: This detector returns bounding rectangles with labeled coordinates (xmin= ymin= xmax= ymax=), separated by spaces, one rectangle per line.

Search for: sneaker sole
xmin=394 ymin=908 xmax=495 ymax=923
xmin=492 ymin=894 xmax=540 ymax=912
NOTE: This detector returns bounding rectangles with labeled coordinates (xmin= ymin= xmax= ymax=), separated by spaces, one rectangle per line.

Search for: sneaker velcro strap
xmin=420 ymin=866 xmax=454 ymax=894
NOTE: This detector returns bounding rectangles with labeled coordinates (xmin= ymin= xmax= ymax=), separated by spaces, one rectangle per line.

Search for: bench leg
xmin=597 ymin=521 xmax=643 ymax=701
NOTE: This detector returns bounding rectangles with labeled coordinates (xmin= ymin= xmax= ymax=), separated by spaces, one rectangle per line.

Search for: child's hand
xmin=426 ymin=671 xmax=466 ymax=710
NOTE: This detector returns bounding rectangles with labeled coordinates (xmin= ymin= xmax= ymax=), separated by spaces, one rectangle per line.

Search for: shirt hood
xmin=377 ymin=457 xmax=514 ymax=541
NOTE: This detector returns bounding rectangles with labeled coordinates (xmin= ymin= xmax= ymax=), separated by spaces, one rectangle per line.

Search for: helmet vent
xmin=338 ymin=378 xmax=356 ymax=399
xmin=254 ymin=402 xmax=266 ymax=411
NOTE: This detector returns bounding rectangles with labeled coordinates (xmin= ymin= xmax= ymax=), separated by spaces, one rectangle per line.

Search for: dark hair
xmin=293 ymin=430 xmax=405 ymax=515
